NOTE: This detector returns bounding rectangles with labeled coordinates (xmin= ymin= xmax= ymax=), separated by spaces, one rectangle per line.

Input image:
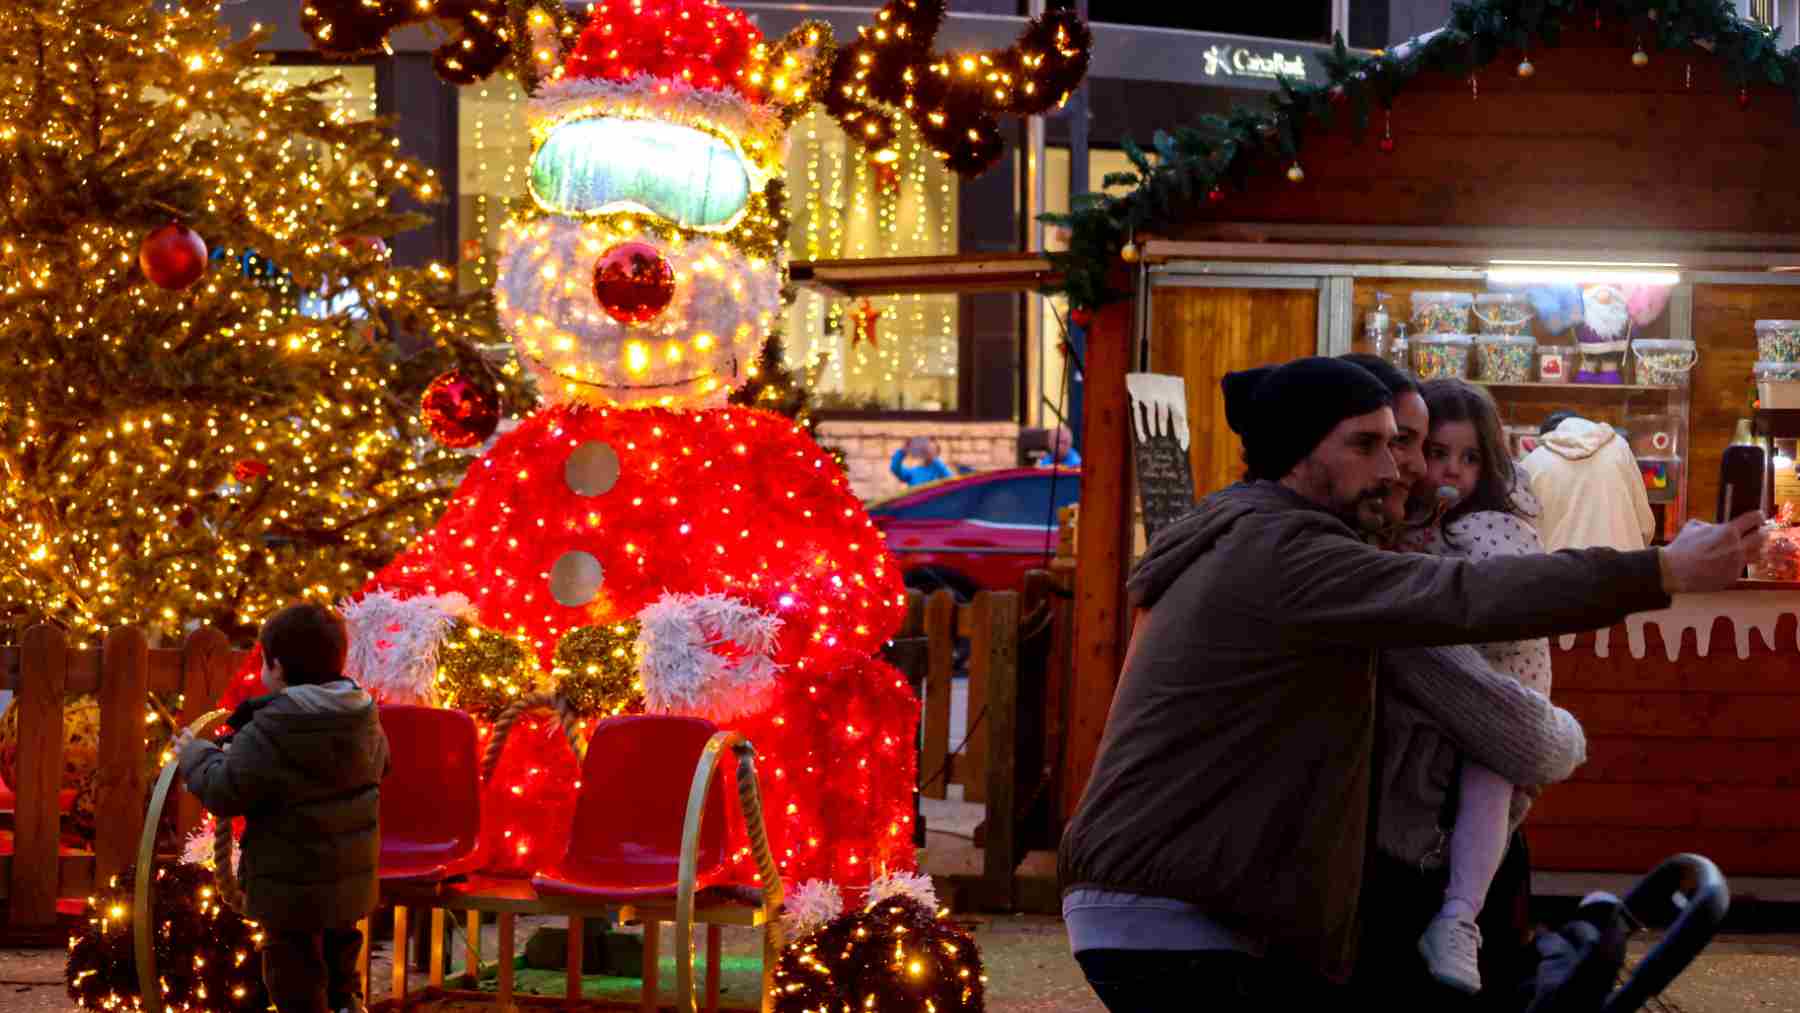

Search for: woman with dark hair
xmin=1400 ymin=378 xmax=1553 ymax=996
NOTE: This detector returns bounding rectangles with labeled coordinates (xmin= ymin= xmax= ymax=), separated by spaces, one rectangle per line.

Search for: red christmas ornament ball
xmin=232 ymin=458 xmax=269 ymax=483
xmin=139 ymin=223 xmax=208 ymax=291
xmin=1378 ymin=135 xmax=1396 ymax=154
xmin=421 ymin=370 xmax=501 ymax=449
xmin=592 ymin=242 xmax=676 ymax=324
xmin=336 ymin=234 xmax=388 ymax=257
xmin=1070 ymin=307 xmax=1094 ymax=329
xmin=1207 ymin=186 xmax=1225 ymax=204
xmin=1739 ymin=88 xmax=1751 ymax=109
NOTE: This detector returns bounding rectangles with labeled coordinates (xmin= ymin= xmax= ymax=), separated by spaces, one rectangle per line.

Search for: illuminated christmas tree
xmin=0 ymin=0 xmax=521 ymax=641
xmin=731 ymin=332 xmax=846 ymax=471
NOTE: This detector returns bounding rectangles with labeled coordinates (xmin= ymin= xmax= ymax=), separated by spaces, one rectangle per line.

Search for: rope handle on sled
xmin=478 ymin=691 xmax=588 ymax=783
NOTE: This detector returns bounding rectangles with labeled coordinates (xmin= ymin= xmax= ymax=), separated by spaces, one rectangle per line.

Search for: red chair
xmin=531 ymin=715 xmax=784 ymax=1013
xmin=375 ymin=705 xmax=484 ymax=883
xmin=367 ymin=715 xmax=782 ymax=1013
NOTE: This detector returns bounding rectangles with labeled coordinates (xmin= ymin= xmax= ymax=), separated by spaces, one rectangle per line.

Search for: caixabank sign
xmin=1201 ymin=41 xmax=1313 ymax=82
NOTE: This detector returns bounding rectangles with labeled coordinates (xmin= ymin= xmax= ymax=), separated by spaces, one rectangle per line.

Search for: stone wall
xmin=818 ymin=419 xmax=1021 ymax=502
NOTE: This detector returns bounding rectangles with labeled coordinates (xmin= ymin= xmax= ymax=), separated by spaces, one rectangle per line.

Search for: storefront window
xmin=782 ymin=107 xmax=960 ymax=412
xmin=1036 ymin=146 xmax=1137 ymax=430
xmin=453 ymin=90 xmax=961 ymax=410
xmin=456 ymin=77 xmax=532 ymax=294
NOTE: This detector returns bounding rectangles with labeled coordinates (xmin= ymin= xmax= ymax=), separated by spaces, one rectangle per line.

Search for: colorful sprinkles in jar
xmin=1410 ymin=291 xmax=1473 ymax=335
xmin=1757 ymin=320 xmax=1800 ymax=363
xmin=1410 ymin=334 xmax=1472 ymax=380
xmin=1475 ymin=336 xmax=1535 ymax=382
xmin=1472 ymin=293 xmax=1533 ymax=336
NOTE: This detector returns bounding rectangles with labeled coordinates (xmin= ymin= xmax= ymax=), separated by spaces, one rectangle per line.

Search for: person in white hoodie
xmin=1519 ymin=413 xmax=1657 ymax=552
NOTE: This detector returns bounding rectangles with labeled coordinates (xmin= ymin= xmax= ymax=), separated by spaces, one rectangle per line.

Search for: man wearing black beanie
xmin=1221 ymin=356 xmax=1398 ymax=533
xmin=1060 ymin=355 xmax=1767 ymax=1008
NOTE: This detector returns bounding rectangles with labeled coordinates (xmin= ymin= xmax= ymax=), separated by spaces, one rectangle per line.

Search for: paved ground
xmin=13 ymin=919 xmax=1800 ymax=1012
xmin=15 ymin=681 xmax=1800 ymax=1010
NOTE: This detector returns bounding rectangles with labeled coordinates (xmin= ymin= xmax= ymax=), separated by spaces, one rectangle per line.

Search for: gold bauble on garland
xmin=433 ymin=621 xmax=545 ymax=720
xmin=552 ymin=622 xmax=644 ymax=717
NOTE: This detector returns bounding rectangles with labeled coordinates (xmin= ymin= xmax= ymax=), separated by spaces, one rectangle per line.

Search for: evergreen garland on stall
xmin=1043 ymin=0 xmax=1800 ymax=312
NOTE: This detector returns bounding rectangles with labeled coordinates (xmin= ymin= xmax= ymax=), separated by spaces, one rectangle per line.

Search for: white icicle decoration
xmin=781 ymin=878 xmax=845 ymax=939
xmin=635 ymin=592 xmax=783 ymax=722
xmin=340 ymin=590 xmax=476 ymax=706
xmin=865 ymin=870 xmax=938 ymax=913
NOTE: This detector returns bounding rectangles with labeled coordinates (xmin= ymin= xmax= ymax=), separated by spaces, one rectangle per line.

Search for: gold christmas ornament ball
xmin=1632 ymin=48 xmax=1650 ymax=67
xmin=1120 ymin=242 xmax=1140 ymax=264
xmin=1517 ymin=58 xmax=1535 ymax=78
xmin=552 ymin=623 xmax=644 ymax=717
xmin=1287 ymin=164 xmax=1306 ymax=183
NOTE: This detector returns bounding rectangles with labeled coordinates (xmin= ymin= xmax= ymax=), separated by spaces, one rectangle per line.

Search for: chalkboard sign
xmin=1126 ymin=373 xmax=1197 ymax=541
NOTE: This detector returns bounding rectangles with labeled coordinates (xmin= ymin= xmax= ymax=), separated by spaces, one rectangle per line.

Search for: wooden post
xmin=357 ymin=918 xmax=372 ymax=999
xmin=566 ymin=914 xmax=584 ymax=999
xmin=1065 ymin=296 xmax=1135 ymax=821
xmin=919 ymin=591 xmax=957 ymax=799
xmin=95 ymin=627 xmax=150 ymax=886
xmin=496 ymin=911 xmax=516 ymax=1013
xmin=463 ymin=909 xmax=481 ymax=987
xmin=980 ymin=592 xmax=1021 ymax=910
xmin=391 ymin=905 xmax=410 ymax=1003
xmin=641 ymin=918 xmax=661 ymax=1013
xmin=429 ymin=908 xmax=446 ymax=988
xmin=176 ymin=628 xmax=236 ymax=839
xmin=12 ymin=625 xmax=66 ymax=930
xmin=961 ymin=595 xmax=993 ymax=804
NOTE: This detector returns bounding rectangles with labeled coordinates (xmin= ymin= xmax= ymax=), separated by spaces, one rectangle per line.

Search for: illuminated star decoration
xmin=851 ymin=299 xmax=883 ymax=350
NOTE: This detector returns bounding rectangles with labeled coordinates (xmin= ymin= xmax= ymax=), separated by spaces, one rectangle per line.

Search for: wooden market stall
xmin=1068 ymin=14 xmax=1800 ymax=875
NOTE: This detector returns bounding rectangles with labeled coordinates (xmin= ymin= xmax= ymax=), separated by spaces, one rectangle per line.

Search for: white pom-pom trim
xmin=341 ymin=590 xmax=477 ymax=707
xmin=864 ymin=870 xmax=938 ymax=913
xmin=780 ymin=878 xmax=844 ymax=939
xmin=181 ymin=815 xmax=240 ymax=871
xmin=635 ymin=592 xmax=782 ymax=722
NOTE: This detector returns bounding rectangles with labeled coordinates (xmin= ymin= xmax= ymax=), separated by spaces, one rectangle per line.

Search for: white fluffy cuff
xmin=634 ymin=592 xmax=783 ymax=722
xmin=340 ymin=590 xmax=477 ymax=706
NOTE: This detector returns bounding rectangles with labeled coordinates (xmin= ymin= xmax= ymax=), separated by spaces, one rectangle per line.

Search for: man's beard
xmin=1330 ymin=480 xmax=1394 ymax=534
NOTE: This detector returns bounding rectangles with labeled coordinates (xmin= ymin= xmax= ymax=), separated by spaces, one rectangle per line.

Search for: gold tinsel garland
xmin=433 ymin=621 xmax=544 ymax=720
xmin=552 ymin=621 xmax=643 ymax=717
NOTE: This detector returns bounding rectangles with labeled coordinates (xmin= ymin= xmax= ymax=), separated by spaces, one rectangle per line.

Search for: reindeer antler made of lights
xmin=298 ymin=0 xmax=577 ymax=90
xmin=822 ymin=0 xmax=1092 ymax=176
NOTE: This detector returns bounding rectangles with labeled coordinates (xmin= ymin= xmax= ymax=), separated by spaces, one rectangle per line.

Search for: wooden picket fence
xmin=1 ymin=584 xmax=1073 ymax=933
xmin=0 ymin=625 xmax=247 ymax=941
xmin=885 ymin=571 xmax=1072 ymax=911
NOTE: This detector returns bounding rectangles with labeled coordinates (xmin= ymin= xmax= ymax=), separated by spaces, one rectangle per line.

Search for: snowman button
xmin=565 ymin=441 xmax=622 ymax=496
xmin=549 ymin=550 xmax=605 ymax=606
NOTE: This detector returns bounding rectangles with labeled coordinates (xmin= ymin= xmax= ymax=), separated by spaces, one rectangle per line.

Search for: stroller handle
xmin=1601 ymin=853 xmax=1730 ymax=1013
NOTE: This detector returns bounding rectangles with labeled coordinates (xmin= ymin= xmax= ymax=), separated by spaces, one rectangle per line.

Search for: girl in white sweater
xmin=1403 ymin=378 xmax=1552 ymax=995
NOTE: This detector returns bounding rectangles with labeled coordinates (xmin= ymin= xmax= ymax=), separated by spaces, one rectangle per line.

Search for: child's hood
xmin=248 ymin=680 xmax=385 ymax=781
xmin=282 ymin=678 xmax=373 ymax=715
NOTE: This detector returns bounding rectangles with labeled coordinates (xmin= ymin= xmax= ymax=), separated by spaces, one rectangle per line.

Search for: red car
xmin=866 ymin=467 xmax=1082 ymax=598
